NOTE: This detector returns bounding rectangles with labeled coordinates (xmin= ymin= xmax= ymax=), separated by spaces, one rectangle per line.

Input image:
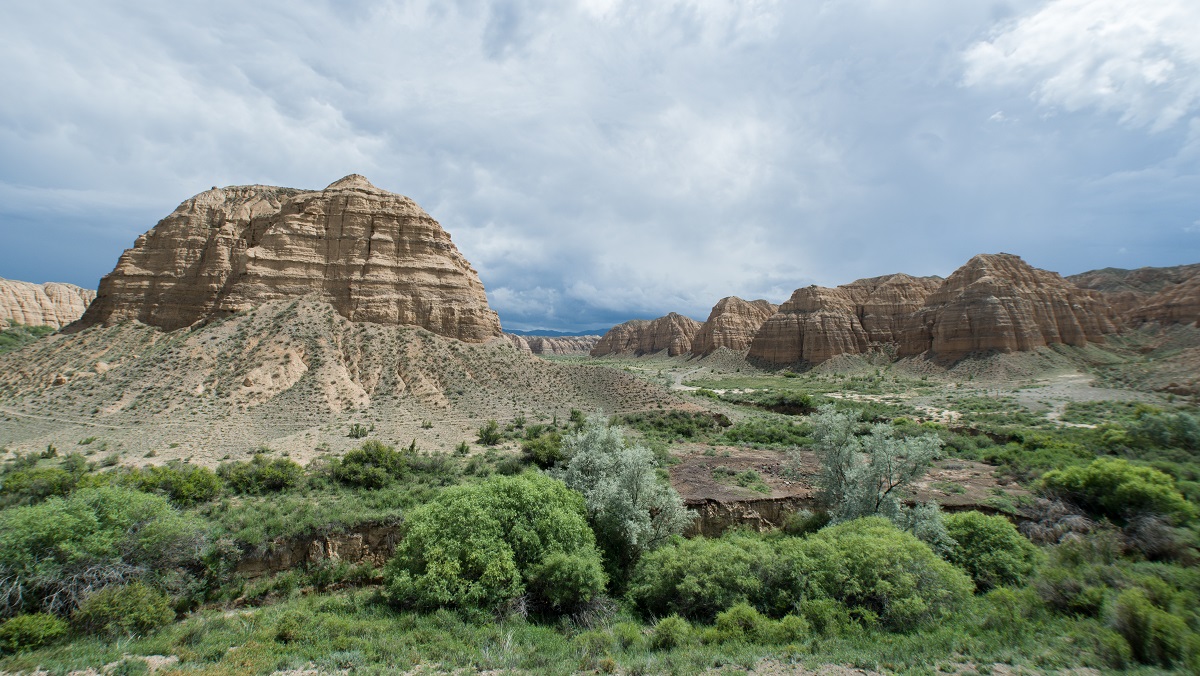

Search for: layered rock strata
xmin=1070 ymin=264 xmax=1200 ymax=327
xmin=748 ymin=273 xmax=941 ymax=364
xmin=692 ymin=297 xmax=778 ymax=355
xmin=0 ymin=278 xmax=96 ymax=328
xmin=503 ymin=333 xmax=601 ymax=355
xmin=70 ymin=175 xmax=502 ymax=342
xmin=590 ymin=313 xmax=703 ymax=357
xmin=749 ymin=254 xmax=1122 ymax=365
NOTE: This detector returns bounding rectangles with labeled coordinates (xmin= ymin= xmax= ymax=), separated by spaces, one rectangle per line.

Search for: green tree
xmin=382 ymin=472 xmax=605 ymax=613
xmin=558 ymin=416 xmax=693 ymax=579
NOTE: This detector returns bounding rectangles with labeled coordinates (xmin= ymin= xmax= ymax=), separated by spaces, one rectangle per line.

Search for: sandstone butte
xmin=691 ymin=297 xmax=778 ymax=356
xmin=69 ymin=175 xmax=502 ymax=342
xmin=0 ymin=278 xmax=96 ymax=329
xmin=503 ymin=333 xmax=601 ymax=356
xmin=749 ymin=253 xmax=1122 ymax=365
xmin=1069 ymin=263 xmax=1200 ymax=327
xmin=590 ymin=312 xmax=703 ymax=357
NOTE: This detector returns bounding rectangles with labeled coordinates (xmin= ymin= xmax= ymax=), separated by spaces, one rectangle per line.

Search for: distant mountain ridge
xmin=506 ymin=328 xmax=610 ymax=337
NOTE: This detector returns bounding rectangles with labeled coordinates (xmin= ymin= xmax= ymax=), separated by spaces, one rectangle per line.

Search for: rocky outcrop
xmin=236 ymin=521 xmax=400 ymax=579
xmin=692 ymin=297 xmax=778 ymax=355
xmin=0 ymin=278 xmax=95 ymax=329
xmin=749 ymin=254 xmax=1122 ymax=365
xmin=748 ymin=273 xmax=941 ymax=364
xmin=1070 ymin=264 xmax=1200 ymax=327
xmin=505 ymin=334 xmax=601 ymax=355
xmin=70 ymin=175 xmax=502 ymax=342
xmin=590 ymin=312 xmax=703 ymax=357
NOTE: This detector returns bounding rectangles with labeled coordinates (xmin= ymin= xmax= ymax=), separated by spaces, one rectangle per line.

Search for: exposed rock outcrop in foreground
xmin=0 ymin=278 xmax=95 ymax=329
xmin=70 ymin=175 xmax=502 ymax=342
xmin=749 ymin=253 xmax=1122 ymax=365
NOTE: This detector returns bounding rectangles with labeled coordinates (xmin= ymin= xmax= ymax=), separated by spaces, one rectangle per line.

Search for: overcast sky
xmin=2 ymin=0 xmax=1198 ymax=331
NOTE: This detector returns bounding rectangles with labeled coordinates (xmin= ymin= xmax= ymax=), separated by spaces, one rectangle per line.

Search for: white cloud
xmin=964 ymin=0 xmax=1200 ymax=130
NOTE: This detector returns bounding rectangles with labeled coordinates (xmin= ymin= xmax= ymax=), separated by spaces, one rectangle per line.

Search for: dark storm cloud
xmin=1 ymin=0 xmax=1197 ymax=331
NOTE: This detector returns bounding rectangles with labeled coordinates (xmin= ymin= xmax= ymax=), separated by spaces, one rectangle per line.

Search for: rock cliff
xmin=0 ymin=278 xmax=96 ymax=328
xmin=70 ymin=175 xmax=502 ymax=342
xmin=748 ymin=273 xmax=940 ymax=364
xmin=749 ymin=254 xmax=1121 ymax=365
xmin=590 ymin=313 xmax=703 ymax=357
xmin=503 ymin=333 xmax=601 ymax=355
xmin=692 ymin=297 xmax=778 ymax=355
xmin=1070 ymin=264 xmax=1200 ymax=327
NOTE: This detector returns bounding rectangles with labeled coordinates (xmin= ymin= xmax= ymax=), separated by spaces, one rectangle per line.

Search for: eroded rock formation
xmin=504 ymin=333 xmax=601 ymax=356
xmin=0 ymin=278 xmax=95 ymax=328
xmin=749 ymin=254 xmax=1122 ymax=365
xmin=692 ymin=297 xmax=778 ymax=355
xmin=70 ymin=175 xmax=502 ymax=342
xmin=1070 ymin=264 xmax=1200 ymax=327
xmin=590 ymin=313 xmax=702 ymax=357
xmin=748 ymin=273 xmax=941 ymax=364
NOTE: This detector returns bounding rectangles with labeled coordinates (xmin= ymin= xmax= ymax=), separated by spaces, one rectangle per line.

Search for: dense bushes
xmin=944 ymin=510 xmax=1040 ymax=591
xmin=0 ymin=486 xmax=206 ymax=618
xmin=1040 ymin=457 xmax=1194 ymax=523
xmin=0 ymin=613 xmax=67 ymax=653
xmin=330 ymin=440 xmax=409 ymax=488
xmin=71 ymin=582 xmax=174 ymax=637
xmin=630 ymin=518 xmax=972 ymax=632
xmin=217 ymin=454 xmax=304 ymax=494
xmin=121 ymin=463 xmax=221 ymax=506
xmin=382 ymin=472 xmax=606 ymax=614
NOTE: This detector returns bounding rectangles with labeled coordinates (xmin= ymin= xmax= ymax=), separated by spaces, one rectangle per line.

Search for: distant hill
xmin=506 ymin=328 xmax=609 ymax=337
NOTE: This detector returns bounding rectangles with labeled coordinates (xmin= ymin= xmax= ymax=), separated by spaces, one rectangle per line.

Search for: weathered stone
xmin=70 ymin=175 xmax=502 ymax=342
xmin=590 ymin=312 xmax=702 ymax=357
xmin=1071 ymin=264 xmax=1200 ymax=327
xmin=0 ymin=278 xmax=95 ymax=328
xmin=503 ymin=333 xmax=601 ymax=356
xmin=692 ymin=297 xmax=778 ymax=355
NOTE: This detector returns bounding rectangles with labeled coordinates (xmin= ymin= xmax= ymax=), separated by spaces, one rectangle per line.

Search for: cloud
xmin=964 ymin=0 xmax=1200 ymax=130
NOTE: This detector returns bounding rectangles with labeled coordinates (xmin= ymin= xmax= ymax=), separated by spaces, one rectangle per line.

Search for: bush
xmin=1111 ymin=587 xmax=1188 ymax=667
xmin=1040 ymin=457 xmax=1194 ymax=523
xmin=525 ymin=552 xmax=607 ymax=612
xmin=382 ymin=472 xmax=605 ymax=613
xmin=521 ymin=432 xmax=563 ymax=468
xmin=713 ymin=602 xmax=769 ymax=643
xmin=797 ymin=517 xmax=973 ymax=630
xmin=122 ymin=463 xmax=221 ymax=506
xmin=477 ymin=420 xmax=502 ymax=446
xmin=628 ymin=534 xmax=772 ymax=621
xmin=72 ymin=582 xmax=174 ymax=637
xmin=944 ymin=511 xmax=1039 ymax=591
xmin=650 ymin=615 xmax=691 ymax=650
xmin=0 ymin=613 xmax=68 ymax=653
xmin=0 ymin=486 xmax=206 ymax=618
xmin=0 ymin=467 xmax=79 ymax=507
xmin=331 ymin=440 xmax=409 ymax=488
xmin=217 ymin=454 xmax=303 ymax=494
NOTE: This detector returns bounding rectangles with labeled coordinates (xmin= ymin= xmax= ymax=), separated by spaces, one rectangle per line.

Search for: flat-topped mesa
xmin=0 ymin=278 xmax=96 ymax=329
xmin=692 ymin=297 xmax=778 ymax=355
xmin=590 ymin=312 xmax=702 ymax=357
xmin=747 ymin=273 xmax=940 ymax=364
xmin=904 ymin=253 xmax=1121 ymax=360
xmin=70 ymin=176 xmax=503 ymax=342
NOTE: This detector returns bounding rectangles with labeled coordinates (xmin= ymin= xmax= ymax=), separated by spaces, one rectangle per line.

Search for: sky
xmin=1 ymin=0 xmax=1198 ymax=332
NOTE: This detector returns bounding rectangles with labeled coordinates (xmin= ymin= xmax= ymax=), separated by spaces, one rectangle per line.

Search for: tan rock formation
xmin=503 ymin=334 xmax=601 ymax=355
xmin=590 ymin=312 xmax=703 ymax=357
xmin=0 ymin=278 xmax=95 ymax=328
xmin=692 ymin=297 xmax=778 ymax=355
xmin=1130 ymin=274 xmax=1200 ymax=327
xmin=1070 ymin=264 xmax=1200 ymax=327
xmin=749 ymin=254 xmax=1121 ymax=365
xmin=748 ymin=273 xmax=940 ymax=364
xmin=70 ymin=175 xmax=502 ymax=342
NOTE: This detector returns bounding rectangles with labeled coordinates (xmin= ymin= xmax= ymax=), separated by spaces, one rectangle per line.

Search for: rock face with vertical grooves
xmin=590 ymin=313 xmax=703 ymax=357
xmin=70 ymin=175 xmax=502 ymax=342
xmin=747 ymin=273 xmax=941 ymax=364
xmin=0 ymin=278 xmax=96 ymax=328
xmin=503 ymin=333 xmax=601 ymax=355
xmin=1070 ymin=264 xmax=1200 ymax=327
xmin=748 ymin=254 xmax=1122 ymax=365
xmin=692 ymin=297 xmax=778 ymax=355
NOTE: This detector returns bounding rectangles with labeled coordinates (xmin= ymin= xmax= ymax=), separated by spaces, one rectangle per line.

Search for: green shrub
xmin=477 ymin=420 xmax=502 ymax=446
xmin=628 ymin=534 xmax=772 ymax=621
xmin=712 ymin=602 xmax=768 ymax=642
xmin=0 ymin=467 xmax=78 ymax=506
xmin=520 ymin=432 xmax=563 ymax=468
xmin=650 ymin=614 xmax=691 ymax=650
xmin=944 ymin=511 xmax=1039 ymax=591
xmin=217 ymin=454 xmax=303 ymax=494
xmin=1040 ymin=457 xmax=1194 ymax=523
xmin=382 ymin=472 xmax=605 ymax=613
xmin=123 ymin=463 xmax=221 ymax=506
xmin=1035 ymin=567 xmax=1107 ymax=617
xmin=331 ymin=440 xmax=409 ymax=488
xmin=1112 ymin=587 xmax=1188 ymax=667
xmin=796 ymin=517 xmax=973 ymax=630
xmin=526 ymin=552 xmax=607 ymax=611
xmin=72 ymin=582 xmax=174 ymax=637
xmin=0 ymin=613 xmax=68 ymax=653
